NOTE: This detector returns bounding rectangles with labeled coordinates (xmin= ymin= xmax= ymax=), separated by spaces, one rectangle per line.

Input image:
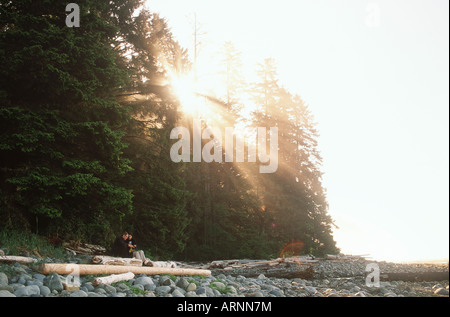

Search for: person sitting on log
xmin=126 ymin=233 xmax=137 ymax=258
xmin=112 ymin=232 xmax=129 ymax=258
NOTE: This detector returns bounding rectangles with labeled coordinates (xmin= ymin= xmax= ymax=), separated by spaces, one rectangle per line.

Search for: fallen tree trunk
xmin=0 ymin=256 xmax=39 ymax=264
xmin=39 ymin=263 xmax=211 ymax=277
xmin=146 ymin=260 xmax=177 ymax=268
xmin=92 ymin=256 xmax=143 ymax=267
xmin=92 ymin=272 xmax=135 ymax=287
xmin=380 ymin=272 xmax=449 ymax=282
xmin=63 ymin=242 xmax=106 ymax=255
xmin=241 ymin=266 xmax=315 ymax=280
xmin=214 ymin=264 xmax=315 ymax=280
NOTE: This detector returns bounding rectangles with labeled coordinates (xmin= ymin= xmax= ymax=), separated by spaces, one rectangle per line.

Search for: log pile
xmin=92 ymin=256 xmax=143 ymax=267
xmin=91 ymin=255 xmax=177 ymax=268
xmin=63 ymin=241 xmax=107 ymax=255
xmin=205 ymin=256 xmax=319 ymax=271
xmin=325 ymin=254 xmax=371 ymax=261
xmin=380 ymin=272 xmax=449 ymax=282
xmin=206 ymin=257 xmax=317 ymax=280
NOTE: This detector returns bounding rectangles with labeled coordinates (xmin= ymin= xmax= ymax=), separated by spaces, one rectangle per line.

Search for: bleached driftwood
xmin=0 ymin=256 xmax=39 ymax=264
xmin=208 ymin=257 xmax=318 ymax=271
xmin=91 ymin=256 xmax=142 ymax=267
xmin=145 ymin=260 xmax=177 ymax=268
xmin=39 ymin=263 xmax=211 ymax=277
xmin=208 ymin=260 xmax=239 ymax=269
xmin=63 ymin=242 xmax=106 ymax=255
xmin=326 ymin=254 xmax=371 ymax=261
xmin=380 ymin=271 xmax=449 ymax=282
xmin=92 ymin=272 xmax=135 ymax=287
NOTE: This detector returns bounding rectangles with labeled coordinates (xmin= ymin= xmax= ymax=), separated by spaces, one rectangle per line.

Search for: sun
xmin=169 ymin=73 xmax=204 ymax=116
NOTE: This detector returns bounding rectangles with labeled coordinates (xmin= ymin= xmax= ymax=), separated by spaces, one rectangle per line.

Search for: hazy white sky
xmin=146 ymin=0 xmax=449 ymax=262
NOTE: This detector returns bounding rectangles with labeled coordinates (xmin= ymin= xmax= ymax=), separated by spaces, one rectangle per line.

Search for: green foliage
xmin=112 ymin=281 xmax=147 ymax=295
xmin=0 ymin=0 xmax=338 ymax=260
xmin=0 ymin=0 xmax=135 ymax=243
xmin=0 ymin=229 xmax=67 ymax=260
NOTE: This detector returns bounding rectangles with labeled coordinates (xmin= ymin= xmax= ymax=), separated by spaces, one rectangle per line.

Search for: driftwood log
xmin=146 ymin=260 xmax=177 ymax=268
xmin=0 ymin=256 xmax=39 ymax=264
xmin=39 ymin=263 xmax=211 ymax=277
xmin=380 ymin=272 xmax=449 ymax=282
xmin=92 ymin=272 xmax=135 ymax=287
xmin=92 ymin=256 xmax=143 ymax=267
xmin=211 ymin=259 xmax=316 ymax=280
xmin=230 ymin=266 xmax=315 ymax=280
xmin=63 ymin=242 xmax=106 ymax=255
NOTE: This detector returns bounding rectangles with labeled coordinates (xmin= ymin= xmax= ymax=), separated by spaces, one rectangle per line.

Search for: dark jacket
xmin=112 ymin=236 xmax=129 ymax=258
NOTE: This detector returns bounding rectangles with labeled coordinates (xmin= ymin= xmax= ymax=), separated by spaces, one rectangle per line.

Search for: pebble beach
xmin=0 ymin=255 xmax=448 ymax=298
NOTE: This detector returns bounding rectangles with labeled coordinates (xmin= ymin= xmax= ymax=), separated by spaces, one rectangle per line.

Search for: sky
xmin=145 ymin=0 xmax=449 ymax=263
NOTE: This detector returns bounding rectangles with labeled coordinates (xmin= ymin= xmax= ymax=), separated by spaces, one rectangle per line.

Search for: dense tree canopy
xmin=0 ymin=0 xmax=338 ymax=260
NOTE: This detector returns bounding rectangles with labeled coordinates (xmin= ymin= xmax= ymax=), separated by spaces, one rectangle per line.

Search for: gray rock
xmin=211 ymin=281 xmax=226 ymax=291
xmin=14 ymin=285 xmax=40 ymax=297
xmin=186 ymin=282 xmax=197 ymax=292
xmin=11 ymin=264 xmax=28 ymax=275
xmin=236 ymin=276 xmax=246 ymax=283
xmin=155 ymin=285 xmax=171 ymax=296
xmin=257 ymin=274 xmax=266 ymax=280
xmin=196 ymin=286 xmax=206 ymax=296
xmin=163 ymin=278 xmax=175 ymax=287
xmin=144 ymin=283 xmax=156 ymax=291
xmin=17 ymin=277 xmax=26 ymax=285
xmin=134 ymin=276 xmax=154 ymax=286
xmin=132 ymin=284 xmax=145 ymax=291
xmin=205 ymin=287 xmax=216 ymax=297
xmin=434 ymin=288 xmax=449 ymax=296
xmin=46 ymin=273 xmax=63 ymax=292
xmin=82 ymin=282 xmax=95 ymax=292
xmin=159 ymin=275 xmax=172 ymax=286
xmin=247 ymin=291 xmax=264 ymax=297
xmin=94 ymin=288 xmax=107 ymax=295
xmin=10 ymin=283 xmax=25 ymax=292
xmin=304 ymin=286 xmax=318 ymax=295
xmin=115 ymin=283 xmax=130 ymax=292
xmin=172 ymin=289 xmax=185 ymax=297
xmin=227 ymin=285 xmax=238 ymax=294
xmin=0 ymin=272 xmax=8 ymax=286
xmin=269 ymin=289 xmax=284 ymax=297
xmin=216 ymin=274 xmax=227 ymax=280
xmin=26 ymin=280 xmax=43 ymax=287
xmin=70 ymin=290 xmax=88 ymax=297
xmin=33 ymin=273 xmax=46 ymax=282
xmin=39 ymin=285 xmax=51 ymax=297
xmin=0 ymin=290 xmax=15 ymax=297
xmin=103 ymin=284 xmax=117 ymax=294
xmin=176 ymin=278 xmax=190 ymax=290
xmin=0 ymin=285 xmax=14 ymax=293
